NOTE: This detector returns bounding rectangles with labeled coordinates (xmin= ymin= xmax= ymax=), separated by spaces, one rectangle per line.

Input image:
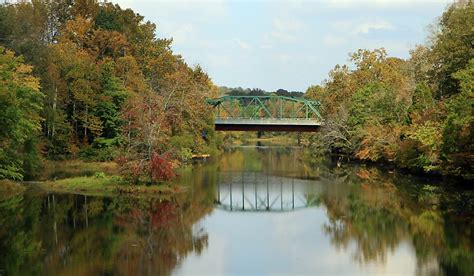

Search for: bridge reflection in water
xmin=215 ymin=172 xmax=321 ymax=212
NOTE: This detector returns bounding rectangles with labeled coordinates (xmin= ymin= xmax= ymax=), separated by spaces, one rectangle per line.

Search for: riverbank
xmin=30 ymin=159 xmax=187 ymax=197
xmin=326 ymin=152 xmax=472 ymax=183
xmin=37 ymin=175 xmax=186 ymax=197
xmin=40 ymin=160 xmax=119 ymax=180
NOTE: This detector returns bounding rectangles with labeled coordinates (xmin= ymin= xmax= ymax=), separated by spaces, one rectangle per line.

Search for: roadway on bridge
xmin=215 ymin=118 xmax=322 ymax=132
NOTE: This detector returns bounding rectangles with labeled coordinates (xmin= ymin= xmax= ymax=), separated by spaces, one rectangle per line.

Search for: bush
xmin=116 ymin=151 xmax=176 ymax=184
xmin=170 ymin=135 xmax=194 ymax=150
xmin=94 ymin=172 xmax=106 ymax=179
xmin=78 ymin=138 xmax=121 ymax=162
xmin=178 ymin=147 xmax=193 ymax=163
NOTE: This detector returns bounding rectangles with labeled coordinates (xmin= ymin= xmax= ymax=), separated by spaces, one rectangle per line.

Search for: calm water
xmin=1 ymin=146 xmax=473 ymax=275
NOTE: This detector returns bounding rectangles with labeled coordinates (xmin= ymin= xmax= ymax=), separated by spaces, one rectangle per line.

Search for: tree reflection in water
xmin=319 ymin=166 xmax=474 ymax=275
xmin=0 ymin=189 xmax=213 ymax=275
xmin=0 ymin=146 xmax=472 ymax=275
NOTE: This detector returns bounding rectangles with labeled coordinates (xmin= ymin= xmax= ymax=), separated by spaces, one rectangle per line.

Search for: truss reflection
xmin=215 ymin=172 xmax=321 ymax=212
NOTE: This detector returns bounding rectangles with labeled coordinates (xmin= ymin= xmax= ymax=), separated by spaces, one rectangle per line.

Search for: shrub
xmin=116 ymin=151 xmax=176 ymax=184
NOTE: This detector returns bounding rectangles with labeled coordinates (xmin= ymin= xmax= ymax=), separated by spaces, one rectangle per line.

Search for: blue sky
xmin=114 ymin=0 xmax=452 ymax=91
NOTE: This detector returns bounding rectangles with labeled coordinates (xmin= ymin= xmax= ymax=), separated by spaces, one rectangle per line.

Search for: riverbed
xmin=0 ymin=146 xmax=472 ymax=275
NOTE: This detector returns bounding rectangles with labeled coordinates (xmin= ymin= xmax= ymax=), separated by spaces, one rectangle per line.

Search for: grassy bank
xmin=40 ymin=160 xmax=119 ymax=180
xmin=37 ymin=174 xmax=186 ymax=197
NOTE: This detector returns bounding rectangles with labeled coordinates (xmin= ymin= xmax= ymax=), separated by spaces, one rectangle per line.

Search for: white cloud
xmin=328 ymin=0 xmax=452 ymax=8
xmin=323 ymin=35 xmax=346 ymax=46
xmin=112 ymin=0 xmax=134 ymax=8
xmin=206 ymin=53 xmax=232 ymax=68
xmin=353 ymin=20 xmax=395 ymax=34
xmin=115 ymin=0 xmax=228 ymax=5
xmin=268 ymin=31 xmax=297 ymax=42
xmin=264 ymin=17 xmax=306 ymax=43
xmin=333 ymin=20 xmax=395 ymax=35
xmin=359 ymin=40 xmax=413 ymax=57
xmin=234 ymin=38 xmax=251 ymax=50
xmin=171 ymin=24 xmax=194 ymax=45
xmin=114 ymin=0 xmax=228 ymax=20
xmin=112 ymin=0 xmax=449 ymax=91
xmin=273 ymin=18 xmax=305 ymax=32
xmin=277 ymin=54 xmax=291 ymax=62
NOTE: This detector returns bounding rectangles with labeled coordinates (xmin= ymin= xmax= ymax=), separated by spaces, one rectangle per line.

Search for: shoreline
xmin=323 ymin=153 xmax=473 ymax=184
xmin=33 ymin=175 xmax=187 ymax=198
xmin=1 ymin=145 xmax=470 ymax=199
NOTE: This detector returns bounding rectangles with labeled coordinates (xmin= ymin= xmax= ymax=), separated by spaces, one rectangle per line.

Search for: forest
xmin=304 ymin=1 xmax=473 ymax=180
xmin=219 ymin=86 xmax=304 ymax=98
xmin=0 ymin=0 xmax=472 ymax=184
xmin=0 ymin=0 xmax=219 ymax=183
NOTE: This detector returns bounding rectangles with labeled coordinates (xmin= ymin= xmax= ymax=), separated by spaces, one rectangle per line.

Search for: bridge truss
xmin=207 ymin=95 xmax=323 ymax=131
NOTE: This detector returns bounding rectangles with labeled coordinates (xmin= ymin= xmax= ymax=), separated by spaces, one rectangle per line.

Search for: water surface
xmin=0 ymin=146 xmax=472 ymax=275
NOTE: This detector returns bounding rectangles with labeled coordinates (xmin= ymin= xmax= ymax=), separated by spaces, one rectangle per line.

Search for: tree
xmin=96 ymin=61 xmax=127 ymax=138
xmin=120 ymin=90 xmax=172 ymax=183
xmin=0 ymin=48 xmax=43 ymax=180
xmin=429 ymin=1 xmax=474 ymax=97
xmin=440 ymin=58 xmax=474 ymax=178
xmin=304 ymin=1 xmax=473 ymax=179
xmin=0 ymin=0 xmax=219 ymax=180
xmin=305 ymin=85 xmax=324 ymax=100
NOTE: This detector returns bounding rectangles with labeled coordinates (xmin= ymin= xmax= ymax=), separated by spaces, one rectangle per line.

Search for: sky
xmin=113 ymin=0 xmax=452 ymax=92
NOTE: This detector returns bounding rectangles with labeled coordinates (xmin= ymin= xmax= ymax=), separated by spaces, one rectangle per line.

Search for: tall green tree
xmin=0 ymin=48 xmax=43 ymax=180
xmin=440 ymin=59 xmax=474 ymax=177
xmin=429 ymin=1 xmax=474 ymax=97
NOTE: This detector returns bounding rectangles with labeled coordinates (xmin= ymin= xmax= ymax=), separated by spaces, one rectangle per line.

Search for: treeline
xmin=0 ymin=0 xmax=218 ymax=182
xmin=220 ymin=86 xmax=304 ymax=98
xmin=305 ymin=1 xmax=473 ymax=180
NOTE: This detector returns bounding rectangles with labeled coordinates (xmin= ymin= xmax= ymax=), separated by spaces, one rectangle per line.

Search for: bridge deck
xmin=215 ymin=119 xmax=322 ymax=132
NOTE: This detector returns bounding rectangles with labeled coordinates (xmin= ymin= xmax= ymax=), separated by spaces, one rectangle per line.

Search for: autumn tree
xmin=0 ymin=48 xmax=43 ymax=180
xmin=305 ymin=2 xmax=473 ymax=179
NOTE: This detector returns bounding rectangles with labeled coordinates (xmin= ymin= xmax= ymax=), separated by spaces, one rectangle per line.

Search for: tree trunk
xmin=83 ymin=105 xmax=88 ymax=144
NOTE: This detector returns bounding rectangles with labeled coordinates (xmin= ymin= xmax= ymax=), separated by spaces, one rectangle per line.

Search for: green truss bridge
xmin=207 ymin=95 xmax=323 ymax=132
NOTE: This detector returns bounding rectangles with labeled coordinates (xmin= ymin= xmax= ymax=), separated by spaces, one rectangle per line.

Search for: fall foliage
xmin=305 ymin=2 xmax=473 ymax=180
xmin=0 ymin=1 xmax=219 ymax=182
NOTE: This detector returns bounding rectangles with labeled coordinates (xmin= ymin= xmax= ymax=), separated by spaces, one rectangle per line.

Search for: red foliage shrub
xmin=116 ymin=155 xmax=143 ymax=184
xmin=150 ymin=152 xmax=176 ymax=182
xmin=116 ymin=152 xmax=176 ymax=183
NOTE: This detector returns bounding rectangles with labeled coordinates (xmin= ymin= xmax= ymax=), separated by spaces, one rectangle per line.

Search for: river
xmin=0 ymin=146 xmax=472 ymax=275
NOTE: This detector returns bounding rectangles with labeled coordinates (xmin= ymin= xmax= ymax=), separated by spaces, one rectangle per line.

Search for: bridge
xmin=207 ymin=95 xmax=323 ymax=132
